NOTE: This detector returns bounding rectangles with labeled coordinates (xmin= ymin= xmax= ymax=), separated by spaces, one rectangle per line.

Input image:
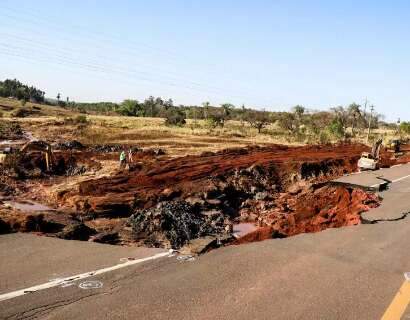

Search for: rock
xmin=179 ymin=236 xmax=218 ymax=255
xmin=0 ymin=218 xmax=11 ymax=234
xmin=57 ymin=223 xmax=96 ymax=241
xmin=90 ymin=232 xmax=119 ymax=244
xmin=255 ymin=192 xmax=269 ymax=200
xmin=271 ymin=229 xmax=287 ymax=239
xmin=203 ymin=188 xmax=221 ymax=199
xmin=224 ymin=224 xmax=233 ymax=233
xmin=53 ymin=140 xmax=85 ymax=150
xmin=250 ymin=186 xmax=259 ymax=194
xmin=205 ymin=199 xmax=222 ymax=206
xmin=160 ymin=188 xmax=181 ymax=200
xmin=287 ymin=181 xmax=311 ymax=195
xmin=201 ymin=210 xmax=223 ymax=218
xmin=185 ymin=197 xmax=205 ymax=206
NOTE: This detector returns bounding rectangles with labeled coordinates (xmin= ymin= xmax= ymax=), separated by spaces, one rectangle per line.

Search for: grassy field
xmin=0 ymin=97 xmax=399 ymax=157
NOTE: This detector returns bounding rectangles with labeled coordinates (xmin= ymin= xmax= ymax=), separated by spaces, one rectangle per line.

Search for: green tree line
xmin=0 ymin=79 xmax=45 ymax=103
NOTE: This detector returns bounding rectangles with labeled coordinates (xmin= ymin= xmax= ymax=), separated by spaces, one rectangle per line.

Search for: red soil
xmin=71 ymin=143 xmax=369 ymax=214
xmin=234 ymin=185 xmax=380 ymax=244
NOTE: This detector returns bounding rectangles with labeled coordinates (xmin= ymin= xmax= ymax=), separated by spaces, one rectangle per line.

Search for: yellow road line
xmin=382 ymin=280 xmax=410 ymax=320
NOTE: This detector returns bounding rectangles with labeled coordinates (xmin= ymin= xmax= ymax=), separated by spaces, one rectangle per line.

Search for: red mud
xmin=71 ymin=143 xmax=368 ymax=214
xmin=2 ymin=142 xmax=399 ymax=246
xmin=234 ymin=185 xmax=380 ymax=244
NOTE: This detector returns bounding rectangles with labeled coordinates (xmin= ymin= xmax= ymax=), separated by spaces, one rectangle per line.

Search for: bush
xmin=400 ymin=122 xmax=410 ymax=134
xmin=64 ymin=115 xmax=89 ymax=125
xmin=164 ymin=108 xmax=186 ymax=126
xmin=327 ymin=118 xmax=345 ymax=138
xmin=318 ymin=131 xmax=330 ymax=144
xmin=11 ymin=108 xmax=31 ymax=118
xmin=75 ymin=115 xmax=88 ymax=124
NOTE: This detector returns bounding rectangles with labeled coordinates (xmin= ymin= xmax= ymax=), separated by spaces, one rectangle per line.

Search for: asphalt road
xmin=2 ymin=166 xmax=410 ymax=319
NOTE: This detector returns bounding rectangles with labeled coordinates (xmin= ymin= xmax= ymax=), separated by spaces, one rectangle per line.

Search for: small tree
xmin=328 ymin=118 xmax=345 ymax=138
xmin=246 ymin=110 xmax=271 ymax=133
xmin=292 ymin=105 xmax=305 ymax=121
xmin=331 ymin=106 xmax=349 ymax=136
xmin=278 ymin=112 xmax=299 ymax=134
xmin=348 ymin=103 xmax=362 ymax=136
xmin=118 ymin=100 xmax=142 ymax=116
xmin=164 ymin=107 xmax=186 ymax=126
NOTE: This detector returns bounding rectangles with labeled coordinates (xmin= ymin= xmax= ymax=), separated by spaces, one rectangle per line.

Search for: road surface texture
xmin=2 ymin=165 xmax=410 ymax=319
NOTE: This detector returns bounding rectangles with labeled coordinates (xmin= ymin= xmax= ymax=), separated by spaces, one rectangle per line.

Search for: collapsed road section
xmin=2 ymin=141 xmax=409 ymax=252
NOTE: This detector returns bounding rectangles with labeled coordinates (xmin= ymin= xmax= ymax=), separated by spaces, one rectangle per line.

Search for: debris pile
xmin=53 ymin=140 xmax=85 ymax=150
xmin=89 ymin=144 xmax=140 ymax=153
xmin=128 ymin=200 xmax=226 ymax=248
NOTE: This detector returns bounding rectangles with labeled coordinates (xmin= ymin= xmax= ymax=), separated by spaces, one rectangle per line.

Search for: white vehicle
xmin=357 ymin=139 xmax=382 ymax=171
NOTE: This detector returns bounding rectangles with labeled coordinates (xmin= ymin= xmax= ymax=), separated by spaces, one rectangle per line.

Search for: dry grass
xmin=0 ymin=97 xmax=400 ymax=157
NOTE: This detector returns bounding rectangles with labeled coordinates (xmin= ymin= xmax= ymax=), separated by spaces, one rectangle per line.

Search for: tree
xmin=278 ymin=112 xmax=299 ymax=134
xmin=202 ymin=101 xmax=211 ymax=120
xmin=118 ymin=99 xmax=141 ymax=116
xmin=164 ymin=107 xmax=186 ymax=126
xmin=0 ymin=79 xmax=45 ymax=102
xmin=220 ymin=103 xmax=234 ymax=127
xmin=400 ymin=122 xmax=410 ymax=135
xmin=292 ymin=105 xmax=305 ymax=121
xmin=328 ymin=118 xmax=345 ymax=138
xmin=239 ymin=104 xmax=246 ymax=126
xmin=347 ymin=103 xmax=362 ymax=136
xmin=305 ymin=111 xmax=333 ymax=135
xmin=246 ymin=110 xmax=271 ymax=133
xmin=331 ymin=106 xmax=349 ymax=136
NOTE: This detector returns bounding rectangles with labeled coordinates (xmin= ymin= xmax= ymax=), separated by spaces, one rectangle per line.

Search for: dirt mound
xmin=71 ymin=143 xmax=367 ymax=216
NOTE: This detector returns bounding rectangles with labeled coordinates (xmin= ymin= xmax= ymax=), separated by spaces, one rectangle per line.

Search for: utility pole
xmin=366 ymin=105 xmax=374 ymax=143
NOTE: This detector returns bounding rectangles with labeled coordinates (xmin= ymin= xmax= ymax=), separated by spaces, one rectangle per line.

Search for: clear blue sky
xmin=0 ymin=0 xmax=409 ymax=121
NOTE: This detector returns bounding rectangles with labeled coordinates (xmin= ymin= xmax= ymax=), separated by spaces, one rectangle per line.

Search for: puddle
xmin=233 ymin=223 xmax=259 ymax=238
xmin=3 ymin=201 xmax=55 ymax=212
xmin=0 ymin=132 xmax=35 ymax=146
xmin=0 ymin=140 xmax=24 ymax=146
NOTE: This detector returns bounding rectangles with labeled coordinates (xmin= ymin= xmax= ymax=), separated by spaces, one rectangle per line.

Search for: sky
xmin=0 ymin=0 xmax=409 ymax=121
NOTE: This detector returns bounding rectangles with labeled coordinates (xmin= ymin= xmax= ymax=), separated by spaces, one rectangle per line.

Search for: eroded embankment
xmin=1 ymin=142 xmax=384 ymax=250
xmin=234 ymin=184 xmax=379 ymax=244
xmin=70 ymin=143 xmax=367 ymax=215
xmin=45 ymin=143 xmax=378 ymax=247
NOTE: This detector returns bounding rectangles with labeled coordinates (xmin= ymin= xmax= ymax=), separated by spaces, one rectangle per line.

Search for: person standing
xmin=128 ymin=148 xmax=133 ymax=164
xmin=119 ymin=150 xmax=126 ymax=169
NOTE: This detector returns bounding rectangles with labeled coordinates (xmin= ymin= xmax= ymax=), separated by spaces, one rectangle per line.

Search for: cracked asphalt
xmin=2 ymin=165 xmax=410 ymax=319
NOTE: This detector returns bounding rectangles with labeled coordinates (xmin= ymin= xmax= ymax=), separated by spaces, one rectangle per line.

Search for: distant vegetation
xmin=1 ymin=78 xmax=393 ymax=143
xmin=0 ymin=79 xmax=45 ymax=103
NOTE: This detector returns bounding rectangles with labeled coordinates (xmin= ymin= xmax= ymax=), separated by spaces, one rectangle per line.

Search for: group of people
xmin=119 ymin=149 xmax=133 ymax=169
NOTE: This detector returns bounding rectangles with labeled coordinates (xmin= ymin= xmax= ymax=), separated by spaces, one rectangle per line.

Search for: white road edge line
xmin=0 ymin=251 xmax=170 ymax=303
xmin=392 ymin=174 xmax=410 ymax=183
xmin=369 ymin=174 xmax=410 ymax=188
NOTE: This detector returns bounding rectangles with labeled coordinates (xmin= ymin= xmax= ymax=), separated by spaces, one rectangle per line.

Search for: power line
xmin=0 ymin=5 xmax=280 ymax=108
xmin=0 ymin=41 xmax=269 ymax=104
